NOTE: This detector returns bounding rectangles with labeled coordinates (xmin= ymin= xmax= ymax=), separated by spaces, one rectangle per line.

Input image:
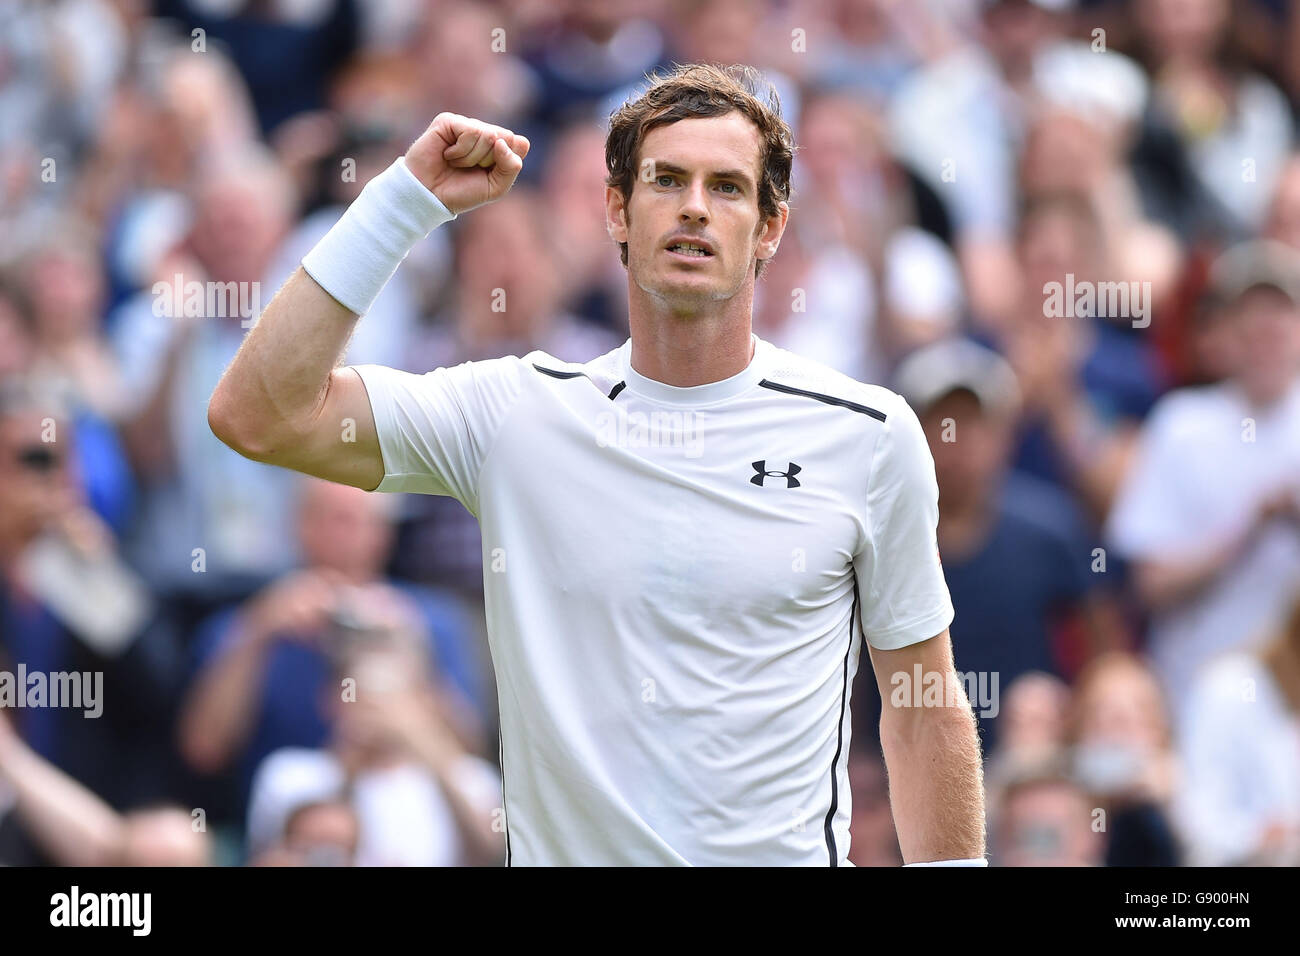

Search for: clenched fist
xmin=405 ymin=112 xmax=531 ymax=216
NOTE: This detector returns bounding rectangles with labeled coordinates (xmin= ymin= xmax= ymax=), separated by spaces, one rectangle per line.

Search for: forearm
xmin=1134 ymin=536 xmax=1249 ymax=612
xmin=177 ymin=620 xmax=273 ymax=773
xmin=208 ymin=268 xmax=357 ymax=458
xmin=881 ymin=693 xmax=986 ymax=864
xmin=0 ymin=734 xmax=125 ymax=866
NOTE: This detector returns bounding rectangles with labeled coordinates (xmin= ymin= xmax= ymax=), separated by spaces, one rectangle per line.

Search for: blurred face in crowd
xmin=1073 ymin=657 xmax=1169 ymax=753
xmin=297 ymin=479 xmax=393 ymax=582
xmin=921 ymin=390 xmax=1013 ymax=511
xmin=799 ymin=93 xmax=884 ymax=194
xmin=118 ymin=808 xmax=210 ymax=866
xmin=997 ymin=779 xmax=1102 ymax=866
xmin=457 ymin=191 xmax=563 ymax=345
xmin=543 ymin=124 xmax=611 ymax=245
xmin=981 ymin=0 xmax=1060 ymax=77
xmin=608 ymin=113 xmax=786 ymax=316
xmin=1017 ymin=203 xmax=1103 ymax=300
xmin=1137 ymin=0 xmax=1228 ymax=65
xmin=189 ymin=167 xmax=291 ymax=288
xmin=24 ymin=244 xmax=104 ymax=341
xmin=999 ymin=673 xmax=1072 ymax=758
xmin=671 ymin=0 xmax=760 ymax=68
xmin=1230 ymin=286 xmax=1300 ymax=404
xmin=329 ymin=640 xmax=432 ymax=762
xmin=1019 ymin=113 xmax=1116 ymax=200
xmin=282 ymin=801 xmax=359 ymax=867
xmin=0 ymin=408 xmax=72 ymax=554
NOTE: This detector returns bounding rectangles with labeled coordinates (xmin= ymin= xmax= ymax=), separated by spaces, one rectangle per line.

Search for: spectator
xmin=1175 ymin=592 xmax=1300 ymax=865
xmin=154 ymin=0 xmax=360 ymax=136
xmin=246 ymin=611 xmax=503 ymax=866
xmin=1130 ymin=0 xmax=1295 ymax=238
xmin=991 ymin=754 xmax=1107 ymax=867
xmin=178 ymin=478 xmax=484 ymax=825
xmin=1106 ymin=239 xmax=1300 ymax=729
xmin=1000 ymin=190 xmax=1167 ymax=521
xmin=895 ymin=338 xmax=1121 ymax=751
xmin=540 ymin=119 xmax=629 ymax=332
xmin=111 ymin=145 xmax=302 ymax=619
xmin=249 ymin=797 xmax=360 ymax=867
xmin=0 ymin=376 xmax=184 ymax=816
xmin=0 ymin=708 xmax=209 ymax=867
xmin=984 ymin=671 xmax=1072 ymax=793
xmin=1067 ymin=652 xmax=1182 ymax=865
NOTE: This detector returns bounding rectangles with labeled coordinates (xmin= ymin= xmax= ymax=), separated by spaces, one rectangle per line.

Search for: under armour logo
xmin=751 ymin=460 xmax=802 ymax=488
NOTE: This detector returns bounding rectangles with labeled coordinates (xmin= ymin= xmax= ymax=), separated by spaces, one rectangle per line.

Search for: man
xmin=176 ymin=478 xmax=483 ymax=824
xmin=892 ymin=338 xmax=1115 ymax=753
xmin=209 ymin=64 xmax=984 ymax=866
xmin=991 ymin=756 xmax=1106 ymax=867
xmin=0 ymin=376 xmax=183 ymax=826
xmin=1106 ymin=239 xmax=1300 ymax=731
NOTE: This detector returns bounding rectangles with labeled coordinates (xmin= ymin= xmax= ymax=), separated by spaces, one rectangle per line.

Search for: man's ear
xmin=605 ymin=185 xmax=629 ymax=244
xmin=755 ymin=200 xmax=790 ymax=263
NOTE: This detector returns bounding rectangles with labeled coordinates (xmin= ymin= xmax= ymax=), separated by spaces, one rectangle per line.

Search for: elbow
xmin=207 ymin=388 xmax=276 ymax=462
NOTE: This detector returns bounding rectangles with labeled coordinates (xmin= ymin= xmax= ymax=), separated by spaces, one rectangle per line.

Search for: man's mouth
xmin=665 ymin=240 xmax=715 ymax=259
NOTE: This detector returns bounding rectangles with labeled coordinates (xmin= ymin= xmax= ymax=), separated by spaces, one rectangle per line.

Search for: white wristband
xmin=301 ymin=156 xmax=456 ymax=316
xmin=903 ymin=858 xmax=988 ymax=866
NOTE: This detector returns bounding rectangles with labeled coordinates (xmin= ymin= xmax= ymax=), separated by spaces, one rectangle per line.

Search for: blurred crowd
xmin=1 ymin=0 xmax=1299 ymax=867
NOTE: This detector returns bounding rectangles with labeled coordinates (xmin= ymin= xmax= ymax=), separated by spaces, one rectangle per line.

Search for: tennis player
xmin=208 ymin=63 xmax=985 ymax=866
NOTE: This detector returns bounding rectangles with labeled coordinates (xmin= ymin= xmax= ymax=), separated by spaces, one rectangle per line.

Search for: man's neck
xmin=625 ymin=281 xmax=757 ymax=387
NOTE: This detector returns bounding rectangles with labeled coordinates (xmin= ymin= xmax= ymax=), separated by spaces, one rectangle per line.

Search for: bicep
xmin=284 ymin=367 xmax=385 ymax=490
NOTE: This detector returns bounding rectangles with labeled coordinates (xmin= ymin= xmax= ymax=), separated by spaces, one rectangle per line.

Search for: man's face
xmin=606 ymin=113 xmax=787 ymax=314
xmin=297 ymin=480 xmax=392 ymax=580
xmin=1232 ymin=286 xmax=1300 ymax=401
xmin=998 ymin=782 xmax=1101 ymax=867
xmin=921 ymin=390 xmax=1011 ymax=507
xmin=0 ymin=411 xmax=72 ymax=548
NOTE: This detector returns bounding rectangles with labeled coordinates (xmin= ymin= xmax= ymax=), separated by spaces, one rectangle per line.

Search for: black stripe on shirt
xmin=824 ymin=574 xmax=861 ymax=866
xmin=758 ymin=379 xmax=888 ymax=422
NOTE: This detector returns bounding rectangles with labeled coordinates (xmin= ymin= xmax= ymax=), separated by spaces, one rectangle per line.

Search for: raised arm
xmin=207 ymin=113 xmax=530 ymax=488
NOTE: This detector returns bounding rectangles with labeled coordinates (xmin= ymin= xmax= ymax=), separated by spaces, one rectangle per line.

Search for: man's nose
xmin=679 ymin=180 xmax=709 ymax=223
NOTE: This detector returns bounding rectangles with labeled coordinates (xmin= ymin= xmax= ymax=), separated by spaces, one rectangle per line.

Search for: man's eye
xmin=719 ymin=182 xmax=739 ymax=193
xmin=656 ymin=175 xmax=675 ymax=187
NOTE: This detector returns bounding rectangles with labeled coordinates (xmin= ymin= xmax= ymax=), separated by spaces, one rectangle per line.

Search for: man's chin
xmin=635 ymin=271 xmax=732 ymax=308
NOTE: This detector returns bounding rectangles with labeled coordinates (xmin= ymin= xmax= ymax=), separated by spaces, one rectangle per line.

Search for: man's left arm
xmin=867 ymin=628 xmax=986 ymax=865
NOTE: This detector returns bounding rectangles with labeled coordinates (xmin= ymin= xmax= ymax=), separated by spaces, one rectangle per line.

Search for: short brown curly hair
xmin=605 ymin=62 xmax=795 ymax=279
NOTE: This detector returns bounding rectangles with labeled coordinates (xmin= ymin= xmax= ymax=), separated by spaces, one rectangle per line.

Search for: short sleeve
xmin=854 ymin=394 xmax=955 ymax=649
xmin=352 ymin=358 xmax=525 ymax=512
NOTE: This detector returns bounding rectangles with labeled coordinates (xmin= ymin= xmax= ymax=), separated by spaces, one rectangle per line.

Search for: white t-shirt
xmin=1106 ymin=380 xmax=1300 ymax=728
xmin=1175 ymin=653 xmax=1300 ymax=866
xmin=353 ymin=334 xmax=954 ymax=865
xmin=247 ymin=748 xmax=501 ymax=867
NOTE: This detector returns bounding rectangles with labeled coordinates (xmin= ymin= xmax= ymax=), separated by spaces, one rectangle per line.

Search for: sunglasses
xmin=15 ymin=446 xmax=62 ymax=472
